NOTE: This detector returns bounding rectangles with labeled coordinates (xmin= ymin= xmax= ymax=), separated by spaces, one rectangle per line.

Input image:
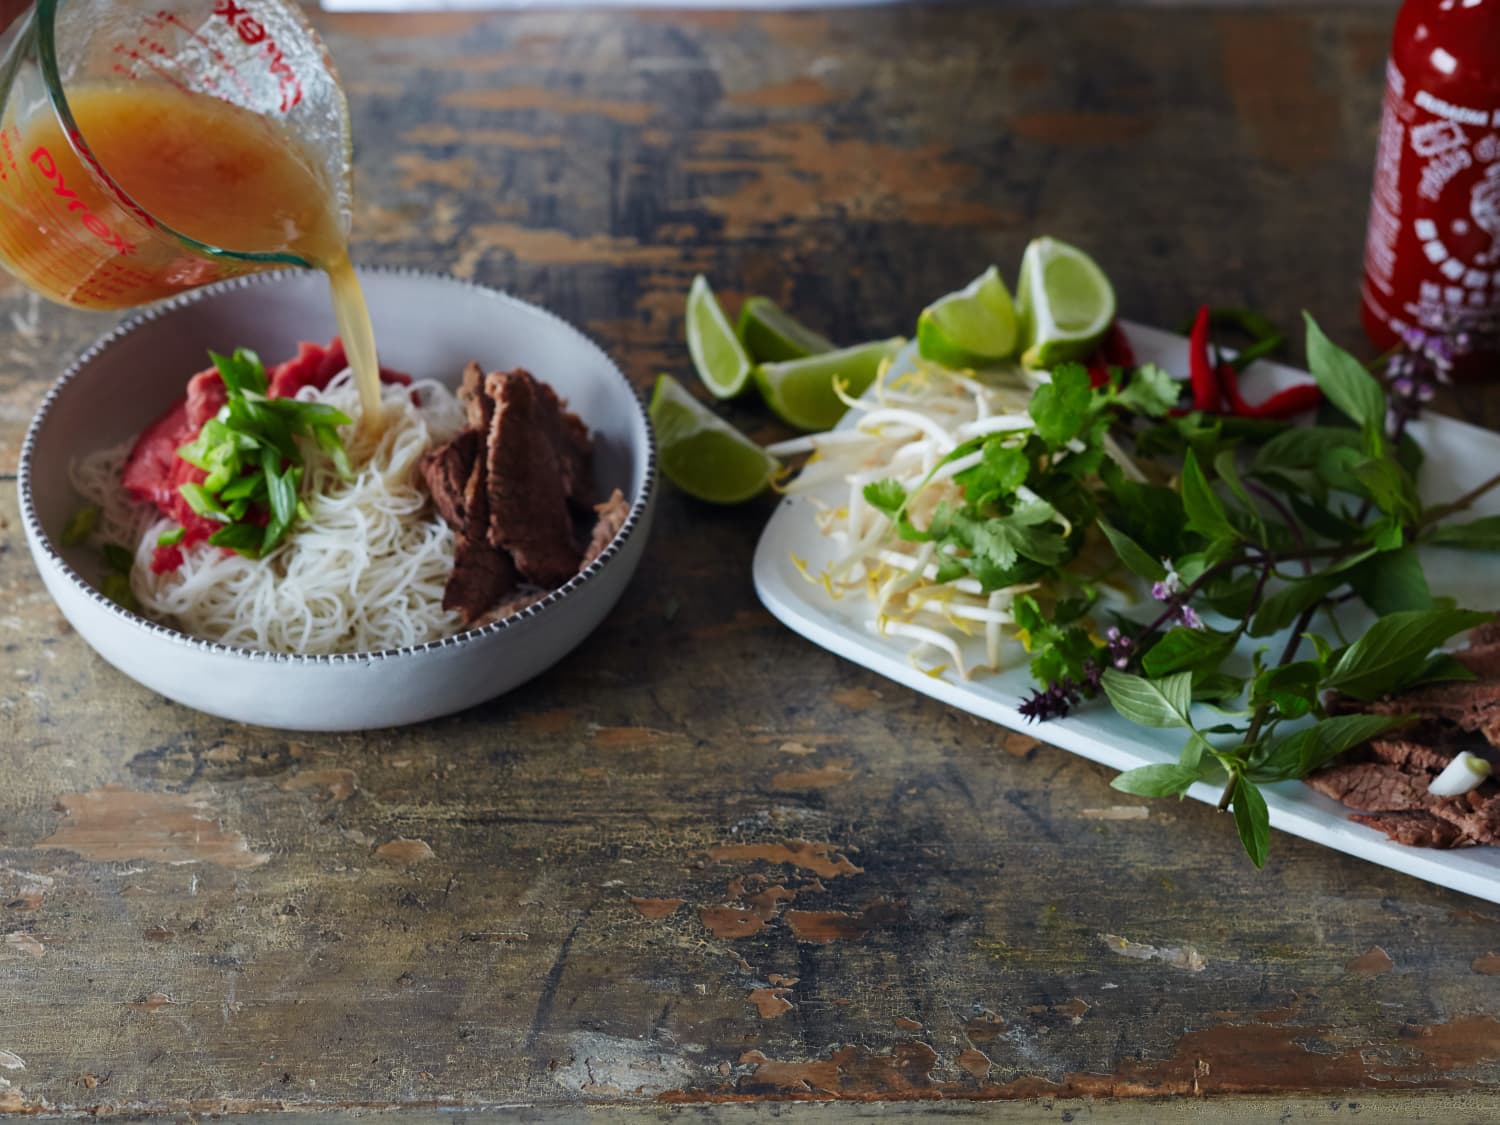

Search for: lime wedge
xmin=649 ymin=374 xmax=777 ymax=504
xmin=737 ymin=297 xmax=836 ymax=363
xmin=754 ymin=337 xmax=906 ymax=432
xmin=1015 ymin=237 xmax=1116 ymax=370
xmin=686 ymin=275 xmax=755 ymax=398
xmin=916 ymin=265 xmax=1017 ymax=369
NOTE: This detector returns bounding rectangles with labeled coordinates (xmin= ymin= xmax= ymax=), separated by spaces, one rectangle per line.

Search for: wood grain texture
xmin=5 ymin=3 xmax=1500 ymax=1116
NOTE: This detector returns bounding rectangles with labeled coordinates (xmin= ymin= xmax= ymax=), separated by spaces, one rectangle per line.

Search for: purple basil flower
xmin=1151 ymin=566 xmax=1182 ymax=603
xmin=1019 ymin=679 xmax=1080 ymax=722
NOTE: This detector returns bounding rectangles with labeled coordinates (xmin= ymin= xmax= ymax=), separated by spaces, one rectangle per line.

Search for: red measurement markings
xmin=110 ymin=43 xmax=192 ymax=95
xmin=0 ymin=129 xmax=121 ymax=297
xmin=28 ymin=146 xmax=135 ymax=254
xmin=212 ymin=0 xmax=303 ymax=112
xmin=0 ymin=142 xmax=105 ymax=297
xmin=157 ymin=11 xmax=255 ymax=102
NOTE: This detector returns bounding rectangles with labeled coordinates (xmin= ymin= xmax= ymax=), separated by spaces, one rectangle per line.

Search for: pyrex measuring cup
xmin=0 ymin=0 xmax=352 ymax=309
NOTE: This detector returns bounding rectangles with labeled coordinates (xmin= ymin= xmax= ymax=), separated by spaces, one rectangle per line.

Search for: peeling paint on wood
xmin=785 ymin=902 xmax=903 ymax=944
xmin=35 ymin=787 xmax=268 ymax=869
xmin=279 ymin=768 xmax=357 ymax=803
xmin=747 ymin=987 xmax=794 ymax=1019
xmin=127 ymin=993 xmax=177 ymax=1011
xmin=1080 ymin=805 xmax=1149 ymax=820
xmin=705 ymin=840 xmax=862 ymax=879
xmin=374 ymin=838 xmax=436 ymax=864
xmin=1101 ymin=933 xmax=1208 ymax=972
xmin=1346 ymin=945 xmax=1396 ymax=975
xmin=769 ymin=759 xmax=854 ymax=791
xmin=956 ymin=1049 xmax=991 ymax=1079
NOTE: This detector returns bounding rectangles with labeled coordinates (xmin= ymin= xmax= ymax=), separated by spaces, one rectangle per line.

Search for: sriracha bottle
xmin=1360 ymin=0 xmax=1500 ymax=374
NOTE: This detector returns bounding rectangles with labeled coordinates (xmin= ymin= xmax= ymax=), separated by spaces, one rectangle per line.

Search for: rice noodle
xmin=70 ymin=371 xmax=469 ymax=654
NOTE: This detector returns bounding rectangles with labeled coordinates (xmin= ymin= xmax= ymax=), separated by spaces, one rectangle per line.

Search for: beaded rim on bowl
xmin=16 ymin=267 xmax=658 ymax=665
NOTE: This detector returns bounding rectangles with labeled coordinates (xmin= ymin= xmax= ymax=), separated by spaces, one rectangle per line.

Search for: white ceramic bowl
xmin=19 ymin=269 xmax=656 ymax=731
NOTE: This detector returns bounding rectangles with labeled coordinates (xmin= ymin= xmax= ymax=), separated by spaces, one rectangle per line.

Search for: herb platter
xmin=752 ymin=322 xmax=1500 ymax=902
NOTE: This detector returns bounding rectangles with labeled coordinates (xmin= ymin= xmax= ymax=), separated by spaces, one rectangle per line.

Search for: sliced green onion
xmin=313 ymin=424 xmax=352 ymax=480
xmin=266 ymin=465 xmax=298 ymax=528
xmin=218 ymin=473 xmax=264 ymax=502
xmin=210 ymin=347 xmax=268 ymax=397
xmin=59 ymin=504 xmax=99 ymax=546
xmin=156 ymin=526 xmax=186 ymax=547
xmin=273 ymin=398 xmax=353 ymax=428
xmin=172 ymin=345 xmax=354 ymax=558
xmin=178 ymin=482 xmax=230 ymax=522
xmin=208 ymin=522 xmax=264 ymax=557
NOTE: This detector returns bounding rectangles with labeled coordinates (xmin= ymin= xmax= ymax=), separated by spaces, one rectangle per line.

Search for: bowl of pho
xmin=19 ymin=268 xmax=655 ymax=731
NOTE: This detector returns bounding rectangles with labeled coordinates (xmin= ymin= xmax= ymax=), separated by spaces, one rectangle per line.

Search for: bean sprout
xmin=781 ymin=354 xmax=1049 ymax=679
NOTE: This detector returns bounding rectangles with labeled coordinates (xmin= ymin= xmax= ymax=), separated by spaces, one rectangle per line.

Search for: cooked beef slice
xmin=1308 ymin=620 xmax=1500 ymax=848
xmin=1328 ymin=681 xmax=1500 ymax=747
xmin=533 ymin=378 xmax=592 ymax=505
xmin=417 ymin=426 xmax=519 ymax=622
xmin=450 ymin=443 xmax=520 ymax=622
xmin=459 ymin=361 xmax=493 ymax=434
xmin=1307 ymin=753 xmax=1500 ymax=847
xmin=422 ymin=362 xmax=601 ymax=619
xmin=1456 ymin=642 xmax=1500 ymax=680
xmin=580 ymin=489 xmax=630 ymax=570
xmin=419 ymin=430 xmax=481 ymax=529
xmin=1365 ymin=738 xmax=1460 ymax=773
xmin=1469 ymin=620 xmax=1500 ymax=648
xmin=1306 ymin=760 xmax=1433 ymax=811
xmin=484 ymin=369 xmax=581 ymax=587
xmin=1349 ymin=811 xmax=1464 ymax=848
xmin=446 ymin=527 xmax=517 ymax=622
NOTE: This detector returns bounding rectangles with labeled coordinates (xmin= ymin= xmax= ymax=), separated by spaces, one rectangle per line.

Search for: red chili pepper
xmin=1218 ymin=361 xmax=1322 ymax=419
xmin=1085 ymin=356 xmax=1108 ymax=388
xmin=1085 ymin=321 xmax=1138 ymax=388
xmin=1188 ymin=305 xmax=1221 ymax=412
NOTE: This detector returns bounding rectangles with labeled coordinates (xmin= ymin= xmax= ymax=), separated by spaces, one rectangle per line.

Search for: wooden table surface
xmin=4 ymin=4 xmax=1500 ymax=1119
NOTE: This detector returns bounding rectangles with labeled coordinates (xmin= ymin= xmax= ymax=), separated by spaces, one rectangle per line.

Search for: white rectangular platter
xmin=753 ymin=321 xmax=1500 ymax=903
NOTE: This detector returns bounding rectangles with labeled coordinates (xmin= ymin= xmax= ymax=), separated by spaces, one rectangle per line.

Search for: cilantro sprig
xmin=172 ymin=348 xmax=352 ymax=558
xmin=1015 ymin=314 xmax=1500 ymax=868
xmin=862 ymin=361 xmax=1179 ymax=591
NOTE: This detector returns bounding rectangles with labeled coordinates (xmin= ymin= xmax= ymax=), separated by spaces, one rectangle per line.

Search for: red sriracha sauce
xmin=1359 ymin=0 xmax=1500 ymax=375
xmin=122 ymin=339 xmax=412 ymax=572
